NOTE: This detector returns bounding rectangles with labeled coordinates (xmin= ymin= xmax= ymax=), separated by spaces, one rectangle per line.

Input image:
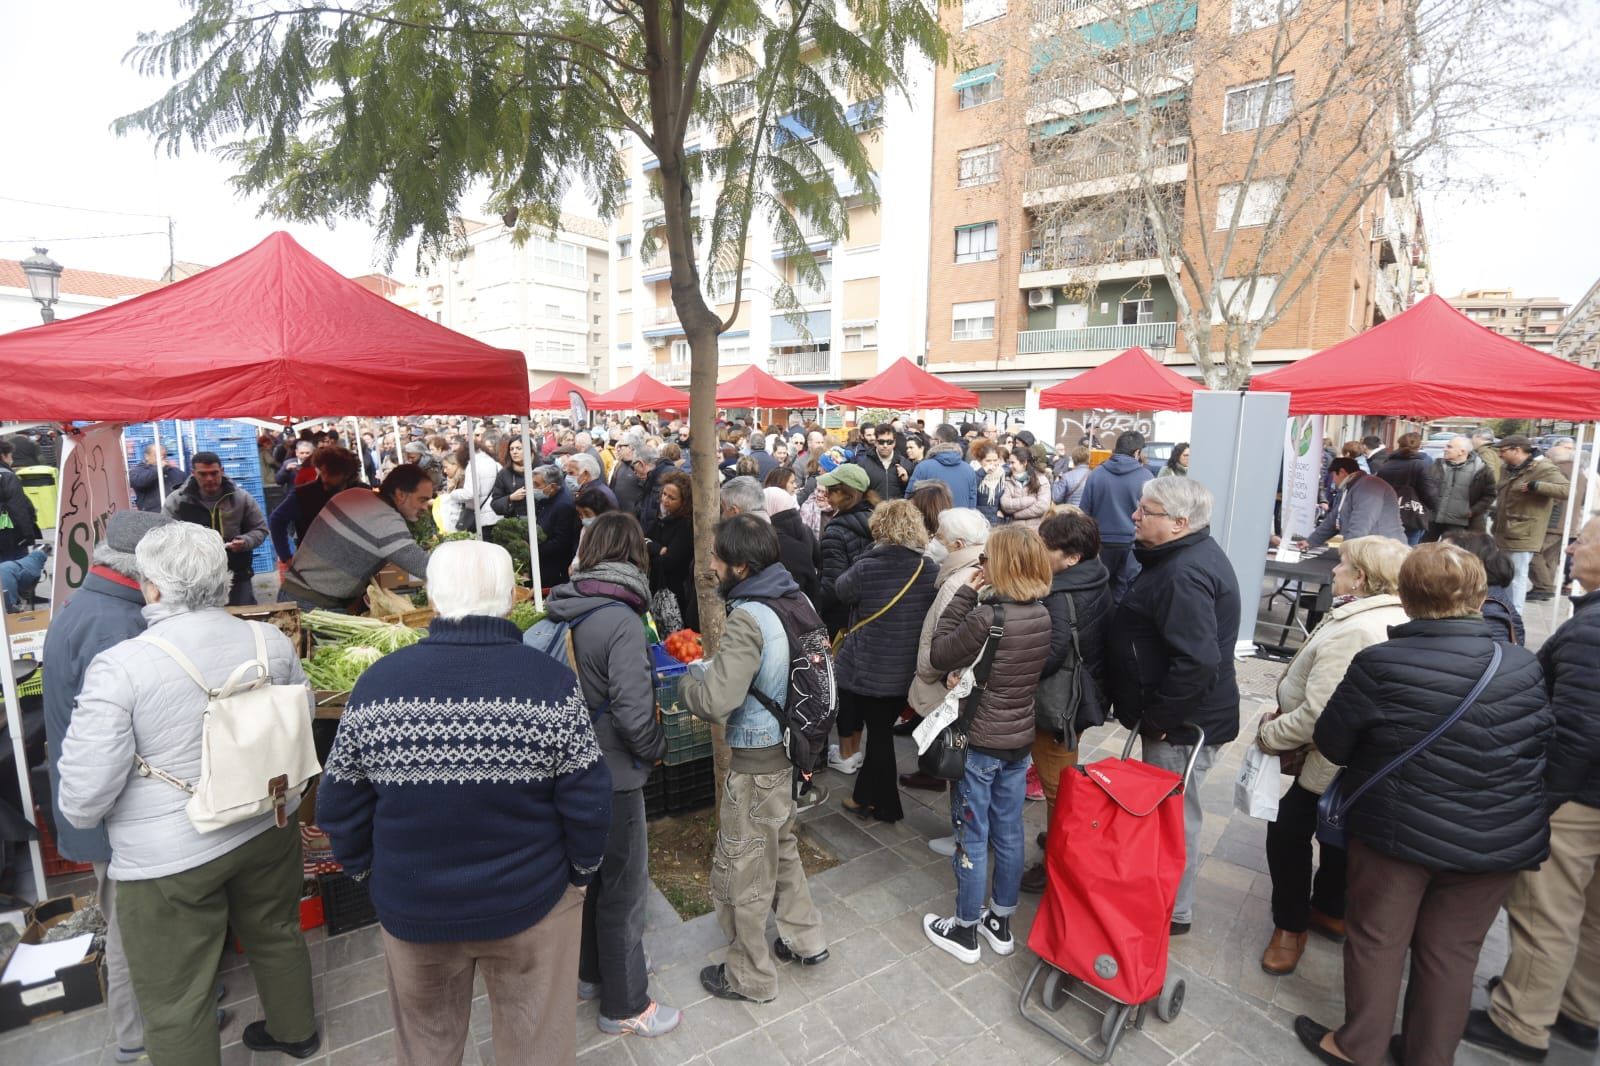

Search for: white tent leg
xmin=467 ymin=420 xmax=483 ymax=542
xmin=150 ymin=421 xmax=166 ymax=503
xmin=1551 ymin=423 xmax=1589 ymax=632
xmin=0 ymin=608 xmax=48 ymax=902
xmin=350 ymin=417 xmax=367 ymax=484
xmin=521 ymin=421 xmax=543 ymax=610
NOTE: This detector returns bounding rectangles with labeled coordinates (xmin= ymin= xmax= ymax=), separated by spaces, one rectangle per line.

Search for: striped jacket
xmin=282 ymin=487 xmax=430 ymax=606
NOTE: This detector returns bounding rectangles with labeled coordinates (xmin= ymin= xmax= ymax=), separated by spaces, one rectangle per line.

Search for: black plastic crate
xmin=643 ymin=766 xmax=667 ymax=820
xmin=318 ymin=872 xmax=378 ymax=936
xmin=663 ymin=757 xmax=715 ymax=815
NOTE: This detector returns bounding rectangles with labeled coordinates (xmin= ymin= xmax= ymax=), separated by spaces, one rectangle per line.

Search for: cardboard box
xmin=225 ymin=601 xmax=305 ymax=656
xmin=5 ymin=609 xmax=49 ymax=663
xmin=373 ymin=564 xmax=422 ymax=592
xmin=0 ymin=896 xmax=105 ymax=1032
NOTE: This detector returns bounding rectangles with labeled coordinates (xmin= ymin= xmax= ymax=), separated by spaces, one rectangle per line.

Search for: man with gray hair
xmin=610 ymin=436 xmax=644 ymax=515
xmin=1107 ymin=476 xmax=1241 ymax=936
xmin=42 ymin=511 xmax=173 ymax=1062
xmin=530 ymin=464 xmax=581 ymax=586
xmin=1425 ymin=436 xmax=1495 ymax=540
xmin=565 ymin=452 xmax=617 ymax=508
xmin=719 ymin=476 xmax=768 ymax=521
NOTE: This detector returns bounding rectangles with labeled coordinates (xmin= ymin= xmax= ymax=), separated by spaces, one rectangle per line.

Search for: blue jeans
xmin=1508 ymin=550 xmax=1534 ymax=612
xmin=1 ymin=549 xmax=46 ymax=612
xmin=949 ymin=750 xmax=1029 ymax=924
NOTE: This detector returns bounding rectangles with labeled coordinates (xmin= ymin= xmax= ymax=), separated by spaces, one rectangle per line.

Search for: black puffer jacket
xmin=488 ymin=465 xmax=527 ymax=517
xmin=833 ymin=545 xmax=939 ymax=697
xmin=1107 ymin=530 xmax=1241 ymax=745
xmin=818 ymin=502 xmax=875 ymax=633
xmin=771 ymin=509 xmax=821 ymax=603
xmin=930 ymin=586 xmax=1053 ymax=754
xmin=1542 ymin=591 xmax=1600 ymax=811
xmin=1314 ymin=618 xmax=1552 ymax=872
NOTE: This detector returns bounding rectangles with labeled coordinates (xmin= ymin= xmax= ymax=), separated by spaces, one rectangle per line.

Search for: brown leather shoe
xmin=1308 ymin=908 xmax=1347 ymax=942
xmin=1261 ymin=929 xmax=1308 ymax=975
xmin=898 ymin=772 xmax=947 ymax=791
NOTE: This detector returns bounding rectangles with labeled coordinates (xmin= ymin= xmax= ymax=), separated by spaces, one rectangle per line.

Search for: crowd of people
xmin=9 ymin=410 xmax=1599 ymax=1066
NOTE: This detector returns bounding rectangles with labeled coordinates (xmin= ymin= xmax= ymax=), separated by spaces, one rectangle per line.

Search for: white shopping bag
xmin=1234 ymin=745 xmax=1282 ymax=822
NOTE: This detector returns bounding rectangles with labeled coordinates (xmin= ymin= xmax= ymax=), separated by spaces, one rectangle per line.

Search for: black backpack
xmin=744 ymin=592 xmax=839 ymax=798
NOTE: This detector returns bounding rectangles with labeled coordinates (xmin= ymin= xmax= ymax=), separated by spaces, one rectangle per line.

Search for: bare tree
xmin=1008 ymin=0 xmax=1580 ymax=389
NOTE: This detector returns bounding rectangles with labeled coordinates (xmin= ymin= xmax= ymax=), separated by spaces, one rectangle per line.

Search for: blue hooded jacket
xmin=1079 ymin=453 xmax=1155 ymax=545
xmin=907 ymin=443 xmax=978 ymax=508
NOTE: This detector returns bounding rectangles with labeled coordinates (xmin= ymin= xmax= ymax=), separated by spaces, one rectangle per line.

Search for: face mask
xmin=925 ymin=539 xmax=950 ymax=565
xmin=581 ymin=516 xmax=595 ymax=528
xmin=565 ymin=475 xmax=580 ymax=494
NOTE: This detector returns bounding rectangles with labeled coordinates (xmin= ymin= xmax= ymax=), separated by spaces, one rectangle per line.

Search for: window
xmin=719 ymin=338 xmax=751 ymax=362
xmin=530 ymin=339 xmax=579 ymax=362
xmin=1211 ymin=276 xmax=1279 ymax=324
xmin=1224 ymin=75 xmax=1294 ymax=132
xmin=546 ymin=303 xmax=562 ymax=318
xmin=952 ymin=300 xmax=996 ymax=340
xmin=530 ymin=236 xmax=586 ymax=279
xmin=593 ymin=331 xmax=602 ymax=342
xmin=593 ymin=314 xmax=601 ymax=325
xmin=670 ymin=339 xmax=691 ymax=366
xmin=1120 ymin=299 xmax=1155 ymax=325
xmin=594 ymin=291 xmax=602 ymax=301
xmin=708 ymin=268 xmax=753 ymax=301
xmin=957 ymin=144 xmax=1001 ymax=188
xmin=962 ymin=0 xmax=1006 ymax=28
xmin=1231 ymin=0 xmax=1301 ymax=33
xmin=724 ymin=77 xmax=757 ymax=114
xmin=617 ymin=237 xmax=633 ymax=259
xmin=956 ymin=64 xmax=1002 ymax=109
xmin=955 ymin=222 xmax=999 ymax=264
xmin=844 ymin=324 xmax=879 ymax=350
xmin=1215 ymin=178 xmax=1286 ymax=228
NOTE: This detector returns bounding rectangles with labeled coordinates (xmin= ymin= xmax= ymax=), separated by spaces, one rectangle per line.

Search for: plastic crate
xmin=31 ymin=804 xmax=93 ymax=877
xmin=643 ymin=767 xmax=667 ymax=820
xmin=318 ymin=872 xmax=378 ymax=936
xmin=662 ymin=757 xmax=715 ymax=815
xmin=661 ymin=705 xmax=712 ymax=766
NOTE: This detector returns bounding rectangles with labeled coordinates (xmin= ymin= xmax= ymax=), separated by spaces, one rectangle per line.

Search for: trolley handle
xmin=1120 ymin=721 xmax=1208 ymax=791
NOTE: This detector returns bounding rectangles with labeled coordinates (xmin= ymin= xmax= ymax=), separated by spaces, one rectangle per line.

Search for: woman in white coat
xmin=1255 ymin=535 xmax=1411 ymax=977
xmin=57 ymin=522 xmax=319 ymax=1066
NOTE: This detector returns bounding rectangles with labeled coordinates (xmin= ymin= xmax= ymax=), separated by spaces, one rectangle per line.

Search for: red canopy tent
xmin=824 ymin=357 xmax=980 ymax=409
xmin=1038 ymin=347 xmax=1207 ymax=411
xmin=589 ymin=372 xmax=691 ymax=412
xmin=715 ymin=365 xmax=818 ymax=408
xmin=528 ymin=376 xmax=601 ymax=410
xmin=1250 ymin=294 xmax=1600 ymax=418
xmin=0 ymin=231 xmax=528 ymax=422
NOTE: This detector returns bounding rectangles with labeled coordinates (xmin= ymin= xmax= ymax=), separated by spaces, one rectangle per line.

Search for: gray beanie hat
xmin=93 ymin=511 xmax=174 ymax=578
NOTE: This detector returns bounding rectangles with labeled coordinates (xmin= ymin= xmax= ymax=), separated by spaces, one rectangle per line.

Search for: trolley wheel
xmin=1040 ymin=968 xmax=1074 ymax=1012
xmin=1100 ymin=1004 xmax=1123 ymax=1047
xmin=1156 ymin=978 xmax=1186 ymax=1023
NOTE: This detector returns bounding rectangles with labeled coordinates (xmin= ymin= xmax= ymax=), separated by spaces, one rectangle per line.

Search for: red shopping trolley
xmin=1017 ymin=726 xmax=1205 ymax=1062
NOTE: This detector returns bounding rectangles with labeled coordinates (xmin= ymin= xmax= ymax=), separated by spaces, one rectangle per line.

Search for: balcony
xmin=641 ymin=246 xmax=673 ymax=278
xmin=654 ymin=305 xmax=678 ymax=325
xmin=1028 ymin=41 xmax=1193 ymax=119
xmin=658 ymin=362 xmax=691 ymax=384
xmin=776 ymin=349 xmax=832 ymax=377
xmin=1017 ymin=321 xmax=1176 ymax=355
xmin=1020 ymin=232 xmax=1165 ymax=285
xmin=1023 ymin=140 xmax=1188 ymax=205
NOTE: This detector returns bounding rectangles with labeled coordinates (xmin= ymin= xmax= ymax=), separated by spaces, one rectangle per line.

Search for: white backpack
xmin=134 ymin=622 xmax=321 ymax=834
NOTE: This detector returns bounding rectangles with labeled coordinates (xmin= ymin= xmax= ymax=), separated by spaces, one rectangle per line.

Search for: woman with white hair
xmin=57 ymin=522 xmax=319 ymax=1066
xmin=318 ymin=540 xmax=612 ymax=1066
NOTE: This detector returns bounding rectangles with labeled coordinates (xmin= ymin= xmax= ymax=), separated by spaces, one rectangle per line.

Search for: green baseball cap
xmin=817 ymin=463 xmax=870 ymax=492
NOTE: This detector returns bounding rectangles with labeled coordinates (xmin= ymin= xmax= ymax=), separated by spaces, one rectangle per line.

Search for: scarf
xmin=569 ymin=560 xmax=650 ymax=609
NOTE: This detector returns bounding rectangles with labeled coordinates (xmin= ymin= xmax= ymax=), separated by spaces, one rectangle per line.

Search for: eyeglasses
xmin=876 ymin=439 xmax=896 ymax=446
xmin=1136 ymin=504 xmax=1172 ymax=519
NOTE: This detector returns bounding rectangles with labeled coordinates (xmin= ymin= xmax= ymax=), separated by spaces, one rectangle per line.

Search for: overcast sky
xmin=2 ymin=1 xmax=1597 ymax=302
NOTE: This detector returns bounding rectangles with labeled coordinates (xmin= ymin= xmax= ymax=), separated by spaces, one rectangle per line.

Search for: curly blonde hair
xmin=868 ymin=498 xmax=929 ymax=550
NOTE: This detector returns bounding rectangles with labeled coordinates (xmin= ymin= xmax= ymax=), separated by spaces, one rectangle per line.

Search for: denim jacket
xmin=723 ymin=599 xmax=787 ymax=750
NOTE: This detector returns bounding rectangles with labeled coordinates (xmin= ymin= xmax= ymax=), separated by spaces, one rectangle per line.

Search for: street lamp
xmin=20 ymin=247 xmax=62 ymax=323
xmin=766 ymin=353 xmax=779 ymax=376
xmin=1148 ymin=338 xmax=1171 ymax=364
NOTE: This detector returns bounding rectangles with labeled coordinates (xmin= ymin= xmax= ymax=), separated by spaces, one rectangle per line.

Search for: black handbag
xmin=1033 ymin=593 xmax=1106 ymax=749
xmin=919 ymin=605 xmax=1006 ymax=781
xmin=1316 ymin=642 xmax=1501 ymax=849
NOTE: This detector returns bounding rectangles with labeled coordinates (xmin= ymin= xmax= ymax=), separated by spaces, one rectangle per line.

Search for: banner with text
xmin=53 ymin=424 xmax=131 ymax=611
xmin=1277 ymin=414 xmax=1324 ymax=556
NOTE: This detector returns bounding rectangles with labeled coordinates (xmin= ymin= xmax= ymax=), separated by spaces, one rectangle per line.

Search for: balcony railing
xmin=1022 ymin=232 xmax=1162 ymax=272
xmin=777 ymin=349 xmax=832 ymax=376
xmin=642 ymin=247 xmax=673 ymax=273
xmin=654 ymin=305 xmax=678 ymax=324
xmin=1030 ymin=0 xmax=1099 ymax=21
xmin=1030 ymin=41 xmax=1193 ymax=112
xmin=1017 ymin=320 xmax=1177 ymax=355
xmin=658 ymin=362 xmax=691 ymax=383
xmin=1025 ymin=140 xmax=1188 ymax=191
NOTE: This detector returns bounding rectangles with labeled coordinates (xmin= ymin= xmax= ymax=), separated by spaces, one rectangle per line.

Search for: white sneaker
xmin=827 ymin=746 xmax=860 ymax=775
xmin=928 ymin=836 xmax=956 ymax=856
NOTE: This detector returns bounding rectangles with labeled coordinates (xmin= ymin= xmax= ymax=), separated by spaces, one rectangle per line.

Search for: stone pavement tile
xmin=861 ymin=817 xmax=921 ymax=847
xmin=811 ymin=845 xmax=901 ymax=896
xmin=643 ymin=912 xmax=729 ymax=971
xmin=869 ymin=953 xmax=950 ymax=1010
xmin=326 ymin=1030 xmax=398 ymax=1066
xmin=815 ymin=891 xmax=870 ymax=942
xmin=651 ymin=960 xmax=714 ymax=1012
xmin=323 ymin=952 xmax=389 ymax=1010
xmin=468 ymin=991 xmax=492 ymax=1044
xmin=849 ymin=1023 xmax=931 ymax=1065
xmin=880 ymin=865 xmax=951 ymax=911
xmin=814 ymin=983 xmax=892 ymax=1043
xmin=704 ymin=1024 xmax=783 ymax=1066
xmin=803 ymin=812 xmax=883 ymax=862
xmin=323 ymin=989 xmax=392 ymax=1052
xmin=819 ymin=926 xmax=899 ymax=979
xmin=323 ymin=924 xmax=383 ymax=973
xmin=668 ymin=993 xmax=756 ymax=1053
xmin=879 ymin=908 xmax=936 ymax=957
xmin=0 ymin=1003 xmax=111 ymax=1063
xmin=1199 ymin=855 xmax=1260 ymax=894
xmin=952 ymin=969 xmax=1023 ymax=1020
xmin=1177 ymin=1031 xmax=1264 ymax=1063
xmin=624 ymin=1022 xmax=710 ymax=1066
xmin=577 ymin=1035 xmax=636 ymax=1064
xmin=890 ymin=838 xmax=948 ymax=869
xmin=786 ymin=951 xmax=866 ymax=997
xmin=842 ymin=880 xmax=914 ymax=924
xmin=939 ymin=1028 xmax=1011 ymax=1064
xmin=759 ymin=1002 xmax=848 ymax=1064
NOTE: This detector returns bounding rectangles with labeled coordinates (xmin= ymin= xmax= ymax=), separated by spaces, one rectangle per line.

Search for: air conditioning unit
xmin=1027 ymin=288 xmax=1053 ymax=309
xmin=649 ymin=337 xmax=666 ymax=349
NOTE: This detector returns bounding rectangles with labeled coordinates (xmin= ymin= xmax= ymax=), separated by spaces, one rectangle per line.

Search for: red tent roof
xmin=1251 ymin=294 xmax=1600 ymax=418
xmin=824 ymin=357 xmax=980 ymax=409
xmin=715 ymin=365 xmax=818 ymax=408
xmin=589 ymin=372 xmax=691 ymax=412
xmin=529 ymin=376 xmax=601 ymax=410
xmin=1038 ymin=347 xmax=1206 ymax=411
xmin=0 ymin=232 xmax=528 ymax=423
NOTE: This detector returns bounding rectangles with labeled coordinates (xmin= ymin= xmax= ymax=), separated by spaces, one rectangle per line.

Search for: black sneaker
xmin=773 ymin=938 xmax=830 ymax=966
xmin=1020 ymin=862 xmax=1047 ymax=894
xmin=241 ymin=1022 xmax=321 ymax=1060
xmin=922 ymin=913 xmax=980 ymax=964
xmin=1170 ymin=920 xmax=1191 ymax=936
xmin=1462 ymin=1009 xmax=1547 ymax=1062
xmin=699 ymin=963 xmax=773 ymax=1003
xmin=978 ymin=910 xmax=1014 ymax=956
xmin=1554 ymin=1012 xmax=1600 ymax=1050
xmin=1036 ymin=830 xmax=1048 ymax=849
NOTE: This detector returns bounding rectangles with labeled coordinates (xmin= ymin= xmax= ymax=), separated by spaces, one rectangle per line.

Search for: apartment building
xmin=1554 ymin=277 xmax=1600 ymax=370
xmin=925 ymin=0 xmax=1427 ymax=429
xmin=393 ymin=215 xmax=611 ymax=390
xmin=1447 ymin=289 xmax=1568 ymax=354
xmin=606 ymin=34 xmax=935 ymax=399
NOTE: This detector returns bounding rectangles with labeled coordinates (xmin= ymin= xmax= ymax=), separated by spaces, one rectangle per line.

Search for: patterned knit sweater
xmin=317 ymin=616 xmax=612 ymax=943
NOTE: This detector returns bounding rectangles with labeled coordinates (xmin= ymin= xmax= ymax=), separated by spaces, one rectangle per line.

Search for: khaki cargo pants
xmin=712 ymin=769 xmax=827 ymax=1001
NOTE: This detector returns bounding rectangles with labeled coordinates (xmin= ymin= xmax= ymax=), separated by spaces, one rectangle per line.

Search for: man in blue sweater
xmin=1080 ymin=431 xmax=1155 ymax=602
xmin=906 ymin=426 xmax=979 ymax=508
xmin=318 ymin=539 xmax=611 ymax=1066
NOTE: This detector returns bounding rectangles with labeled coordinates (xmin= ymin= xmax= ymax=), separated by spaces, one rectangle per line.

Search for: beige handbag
xmin=134 ymin=622 xmax=321 ymax=833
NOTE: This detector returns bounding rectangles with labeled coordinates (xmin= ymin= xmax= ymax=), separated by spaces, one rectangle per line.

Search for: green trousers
xmin=118 ymin=822 xmax=316 ymax=1066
